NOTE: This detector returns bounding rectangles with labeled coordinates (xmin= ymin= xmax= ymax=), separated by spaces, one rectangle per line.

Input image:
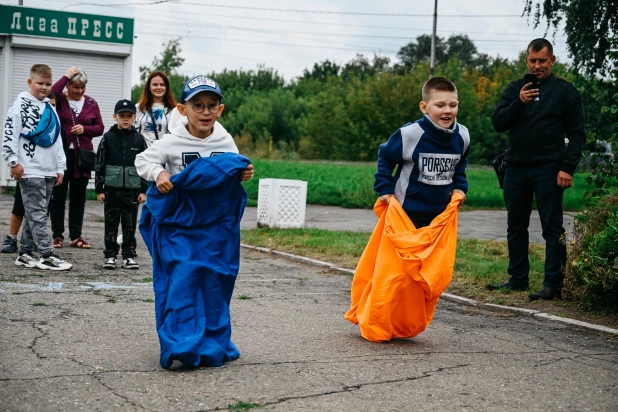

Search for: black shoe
xmin=486 ymin=281 xmax=528 ymax=291
xmin=529 ymin=287 xmax=562 ymax=301
xmin=103 ymin=257 xmax=117 ymax=270
xmin=1 ymin=235 xmax=17 ymax=253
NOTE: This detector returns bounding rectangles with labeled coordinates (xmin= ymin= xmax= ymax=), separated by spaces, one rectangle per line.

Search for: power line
xmin=133 ymin=17 xmax=556 ymax=45
xmin=135 ymin=30 xmax=399 ymax=54
xmin=43 ymin=0 xmax=566 ymax=37
xmin=57 ymin=0 xmax=523 ymax=17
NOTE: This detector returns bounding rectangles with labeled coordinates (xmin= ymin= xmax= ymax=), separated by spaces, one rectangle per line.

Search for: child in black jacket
xmin=95 ymin=99 xmax=148 ymax=270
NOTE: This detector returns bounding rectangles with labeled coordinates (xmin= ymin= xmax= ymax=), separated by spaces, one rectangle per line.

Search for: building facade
xmin=0 ymin=5 xmax=134 ymax=186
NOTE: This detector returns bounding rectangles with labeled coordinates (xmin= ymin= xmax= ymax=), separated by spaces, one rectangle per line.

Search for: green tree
xmin=446 ymin=34 xmax=478 ymax=66
xmin=300 ymin=60 xmax=341 ymax=82
xmin=524 ymin=0 xmax=618 ymax=75
xmin=397 ymin=34 xmax=446 ymax=71
xmin=131 ymin=38 xmax=187 ymax=103
xmin=340 ymin=54 xmax=391 ymax=81
xmin=139 ymin=38 xmax=185 ymax=81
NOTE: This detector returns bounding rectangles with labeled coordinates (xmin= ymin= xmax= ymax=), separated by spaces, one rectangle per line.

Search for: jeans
xmin=503 ymin=162 xmax=566 ymax=288
xmin=19 ymin=177 xmax=56 ymax=257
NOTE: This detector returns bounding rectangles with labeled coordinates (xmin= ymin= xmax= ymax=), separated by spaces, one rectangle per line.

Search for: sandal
xmin=52 ymin=237 xmax=63 ymax=248
xmin=69 ymin=237 xmax=91 ymax=249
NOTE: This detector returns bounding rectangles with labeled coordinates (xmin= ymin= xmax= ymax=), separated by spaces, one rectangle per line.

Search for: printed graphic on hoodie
xmin=20 ymin=98 xmax=43 ymax=131
xmin=2 ymin=92 xmax=66 ymax=178
xmin=417 ymin=153 xmax=460 ymax=185
xmin=4 ymin=96 xmax=44 ymax=160
xmin=144 ymin=108 xmax=165 ymax=133
xmin=180 ymin=151 xmax=226 ymax=170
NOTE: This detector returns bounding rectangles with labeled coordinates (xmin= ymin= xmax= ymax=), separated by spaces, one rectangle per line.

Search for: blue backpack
xmin=21 ymin=102 xmax=60 ymax=147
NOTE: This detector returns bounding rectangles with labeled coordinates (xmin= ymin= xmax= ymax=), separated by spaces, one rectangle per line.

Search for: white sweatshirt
xmin=135 ymin=116 xmax=238 ymax=182
xmin=2 ymin=91 xmax=66 ymax=178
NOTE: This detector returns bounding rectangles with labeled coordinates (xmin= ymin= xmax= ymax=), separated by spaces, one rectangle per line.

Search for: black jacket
xmin=95 ymin=125 xmax=149 ymax=194
xmin=492 ymin=73 xmax=586 ymax=175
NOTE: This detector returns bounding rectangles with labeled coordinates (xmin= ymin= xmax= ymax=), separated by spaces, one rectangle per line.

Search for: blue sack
xmin=140 ymin=153 xmax=250 ymax=369
xmin=21 ymin=102 xmax=60 ymax=147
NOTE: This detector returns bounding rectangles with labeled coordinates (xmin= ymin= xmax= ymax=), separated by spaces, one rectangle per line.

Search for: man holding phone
xmin=487 ymin=38 xmax=586 ymax=300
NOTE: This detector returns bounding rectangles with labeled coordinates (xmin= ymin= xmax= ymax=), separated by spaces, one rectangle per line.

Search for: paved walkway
xmin=242 ymin=206 xmax=576 ymax=243
xmin=1 ymin=193 xmax=610 ymax=412
xmin=0 ymin=192 xmax=575 ymax=244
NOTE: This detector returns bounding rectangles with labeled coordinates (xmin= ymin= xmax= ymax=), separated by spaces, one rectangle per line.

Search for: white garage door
xmin=0 ymin=47 xmax=4 ymax=124
xmin=11 ymin=48 xmax=125 ymax=155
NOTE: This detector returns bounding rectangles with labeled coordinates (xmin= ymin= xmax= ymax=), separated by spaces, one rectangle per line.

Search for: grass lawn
xmin=241 ymin=228 xmax=618 ymax=329
xmin=242 ymin=159 xmax=590 ymax=211
xmin=9 ymin=159 xmax=587 ymax=210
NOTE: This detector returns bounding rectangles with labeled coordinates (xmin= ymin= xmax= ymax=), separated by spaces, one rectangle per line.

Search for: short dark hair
xmin=527 ymin=38 xmax=553 ymax=56
xmin=422 ymin=76 xmax=457 ymax=101
xmin=30 ymin=64 xmax=52 ymax=79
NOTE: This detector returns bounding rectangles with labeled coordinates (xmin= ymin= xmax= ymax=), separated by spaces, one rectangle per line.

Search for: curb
xmin=241 ymin=243 xmax=618 ymax=336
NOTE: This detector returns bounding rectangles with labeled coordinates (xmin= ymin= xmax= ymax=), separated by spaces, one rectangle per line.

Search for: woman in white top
xmin=135 ymin=71 xmax=177 ymax=147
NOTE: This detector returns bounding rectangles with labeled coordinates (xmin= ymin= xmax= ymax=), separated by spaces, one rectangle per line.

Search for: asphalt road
xmin=242 ymin=206 xmax=576 ymax=244
xmin=0 ymin=194 xmax=614 ymax=411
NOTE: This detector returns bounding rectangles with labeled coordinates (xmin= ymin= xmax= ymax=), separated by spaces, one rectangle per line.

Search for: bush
xmin=565 ymin=190 xmax=618 ymax=311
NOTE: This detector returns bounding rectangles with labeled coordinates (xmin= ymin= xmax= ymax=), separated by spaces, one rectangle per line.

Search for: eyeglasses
xmin=189 ymin=102 xmax=221 ymax=114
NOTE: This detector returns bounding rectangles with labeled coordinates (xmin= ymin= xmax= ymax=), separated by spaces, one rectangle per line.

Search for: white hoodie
xmin=135 ymin=116 xmax=238 ymax=182
xmin=2 ymin=91 xmax=66 ymax=178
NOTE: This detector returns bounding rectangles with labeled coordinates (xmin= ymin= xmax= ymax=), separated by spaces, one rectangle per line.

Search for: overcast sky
xmin=2 ymin=0 xmax=570 ymax=85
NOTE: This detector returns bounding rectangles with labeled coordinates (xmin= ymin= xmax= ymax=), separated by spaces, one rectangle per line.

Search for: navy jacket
xmin=374 ymin=116 xmax=470 ymax=214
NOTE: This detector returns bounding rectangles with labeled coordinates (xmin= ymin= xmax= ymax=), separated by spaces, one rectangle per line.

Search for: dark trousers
xmin=104 ymin=189 xmax=139 ymax=259
xmin=503 ymin=162 xmax=566 ymax=288
xmin=406 ymin=211 xmax=441 ymax=229
xmin=49 ymin=150 xmax=89 ymax=241
xmin=12 ymin=182 xmax=25 ymax=217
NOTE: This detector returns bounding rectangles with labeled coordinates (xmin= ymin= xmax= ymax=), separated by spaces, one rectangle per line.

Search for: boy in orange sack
xmin=345 ymin=77 xmax=469 ymax=342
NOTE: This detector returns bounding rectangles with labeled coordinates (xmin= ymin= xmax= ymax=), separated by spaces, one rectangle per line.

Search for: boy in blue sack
xmin=2 ymin=65 xmax=72 ymax=271
xmin=374 ymin=76 xmax=470 ymax=227
xmin=136 ymin=75 xmax=254 ymax=369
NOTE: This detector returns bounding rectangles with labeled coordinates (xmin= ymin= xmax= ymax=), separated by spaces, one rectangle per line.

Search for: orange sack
xmin=344 ymin=192 xmax=464 ymax=342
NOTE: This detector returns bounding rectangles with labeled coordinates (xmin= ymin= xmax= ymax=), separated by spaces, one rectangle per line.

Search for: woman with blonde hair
xmin=135 ymin=71 xmax=177 ymax=147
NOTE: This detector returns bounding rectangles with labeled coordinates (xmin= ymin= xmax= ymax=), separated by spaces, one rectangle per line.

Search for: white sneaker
xmin=15 ymin=252 xmax=40 ymax=268
xmin=122 ymin=257 xmax=139 ymax=270
xmin=103 ymin=257 xmax=117 ymax=270
xmin=36 ymin=255 xmax=73 ymax=271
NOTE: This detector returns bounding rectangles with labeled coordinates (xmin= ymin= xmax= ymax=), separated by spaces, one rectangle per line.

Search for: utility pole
xmin=19 ymin=1 xmax=24 ymax=5
xmin=430 ymin=0 xmax=438 ymax=78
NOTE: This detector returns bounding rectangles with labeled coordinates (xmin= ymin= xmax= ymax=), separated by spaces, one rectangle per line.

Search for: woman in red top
xmin=49 ymin=66 xmax=104 ymax=249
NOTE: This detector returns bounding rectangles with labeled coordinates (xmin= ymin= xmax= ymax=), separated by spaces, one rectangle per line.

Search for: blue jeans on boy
xmin=503 ymin=162 xmax=566 ymax=288
xmin=19 ymin=177 xmax=56 ymax=257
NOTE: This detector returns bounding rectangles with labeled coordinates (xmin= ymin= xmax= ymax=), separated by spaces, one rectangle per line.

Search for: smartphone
xmin=524 ymin=73 xmax=538 ymax=89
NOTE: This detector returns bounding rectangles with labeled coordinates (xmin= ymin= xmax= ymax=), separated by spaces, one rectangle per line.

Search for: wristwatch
xmin=9 ymin=160 xmax=19 ymax=168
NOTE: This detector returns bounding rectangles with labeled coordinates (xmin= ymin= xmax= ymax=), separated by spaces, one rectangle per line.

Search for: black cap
xmin=114 ymin=99 xmax=136 ymax=114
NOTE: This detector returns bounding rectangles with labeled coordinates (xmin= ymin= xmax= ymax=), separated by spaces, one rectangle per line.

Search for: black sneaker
xmin=486 ymin=281 xmax=529 ymax=291
xmin=36 ymin=255 xmax=73 ymax=271
xmin=529 ymin=287 xmax=562 ymax=301
xmin=1 ymin=235 xmax=18 ymax=253
xmin=103 ymin=257 xmax=117 ymax=270
xmin=122 ymin=258 xmax=139 ymax=270
xmin=15 ymin=252 xmax=40 ymax=268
